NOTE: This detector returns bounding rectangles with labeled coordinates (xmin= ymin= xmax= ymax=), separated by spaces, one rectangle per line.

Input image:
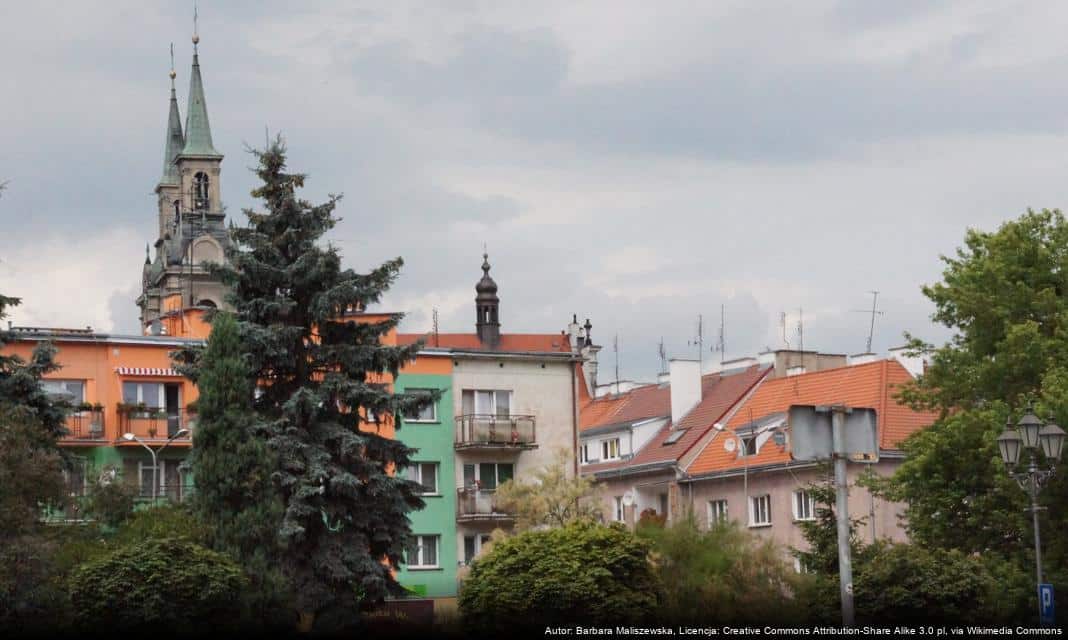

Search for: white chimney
xmin=669 ymin=359 xmax=702 ymax=425
xmin=848 ymin=352 xmax=877 ymax=366
xmin=889 ymin=346 xmax=928 ymax=378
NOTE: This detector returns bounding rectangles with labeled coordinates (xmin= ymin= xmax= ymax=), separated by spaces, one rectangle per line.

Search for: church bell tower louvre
xmin=137 ymin=28 xmax=232 ymax=336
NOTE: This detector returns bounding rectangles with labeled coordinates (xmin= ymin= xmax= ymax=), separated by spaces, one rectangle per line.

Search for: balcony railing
xmin=117 ymin=408 xmax=196 ymax=442
xmin=135 ymin=483 xmax=195 ymax=503
xmin=63 ymin=410 xmax=106 ymax=441
xmin=455 ymin=414 xmax=536 ymax=450
xmin=456 ymin=487 xmax=514 ymax=522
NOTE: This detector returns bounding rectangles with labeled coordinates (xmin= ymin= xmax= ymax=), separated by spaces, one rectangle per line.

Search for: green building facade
xmin=394 ymin=371 xmax=458 ymax=599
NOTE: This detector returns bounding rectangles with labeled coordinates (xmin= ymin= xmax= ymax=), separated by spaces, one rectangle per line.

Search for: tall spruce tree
xmin=179 ymin=139 xmax=432 ymax=628
xmin=187 ymin=312 xmax=286 ymax=622
xmin=0 ymin=294 xmax=68 ymax=440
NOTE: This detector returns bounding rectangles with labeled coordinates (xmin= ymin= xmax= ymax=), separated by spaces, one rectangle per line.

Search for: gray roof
xmin=180 ymin=52 xmax=221 ymax=158
xmin=159 ymin=80 xmax=184 ymax=186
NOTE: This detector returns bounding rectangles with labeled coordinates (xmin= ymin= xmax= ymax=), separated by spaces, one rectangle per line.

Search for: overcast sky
xmin=3 ymin=1 xmax=1067 ymax=380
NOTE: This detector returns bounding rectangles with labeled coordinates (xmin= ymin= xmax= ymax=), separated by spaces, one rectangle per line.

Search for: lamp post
xmin=997 ymin=405 xmax=1065 ymax=620
xmin=122 ymin=429 xmax=189 ymax=502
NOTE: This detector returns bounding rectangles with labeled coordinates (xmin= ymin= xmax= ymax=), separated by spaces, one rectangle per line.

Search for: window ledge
xmin=793 ymin=517 xmax=817 ymax=523
xmin=748 ymin=523 xmax=773 ymax=529
xmin=419 ymin=493 xmax=443 ymax=498
xmin=405 ymin=420 xmax=440 ymax=425
xmin=405 ymin=567 xmax=443 ymax=572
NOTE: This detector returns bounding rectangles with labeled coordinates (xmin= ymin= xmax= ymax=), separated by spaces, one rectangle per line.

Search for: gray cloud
xmin=4 ymin=1 xmax=1059 ymax=380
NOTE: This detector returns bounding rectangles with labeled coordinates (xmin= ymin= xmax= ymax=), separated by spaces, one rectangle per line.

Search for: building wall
xmin=682 ymin=459 xmax=907 ymax=552
xmin=594 ymin=469 xmax=676 ymax=527
xmin=395 ymin=367 xmax=457 ymax=599
xmin=451 ymin=357 xmax=576 ymax=480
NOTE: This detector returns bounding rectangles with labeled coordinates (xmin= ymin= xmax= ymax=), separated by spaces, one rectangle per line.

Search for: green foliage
xmin=854 ymin=543 xmax=1008 ymax=624
xmin=189 ymin=312 xmax=288 ymax=623
xmin=459 ymin=522 xmax=659 ymax=632
xmin=793 ymin=473 xmax=874 ymax=576
xmin=84 ymin=473 xmax=135 ymax=529
xmin=494 ymin=448 xmax=601 ymax=530
xmin=0 ymin=534 xmax=71 ymax=634
xmin=0 ymin=294 xmax=69 ymax=441
xmin=68 ymin=537 xmax=247 ymax=631
xmin=884 ymin=209 xmax=1068 ymax=604
xmin=173 ymin=139 xmax=433 ymax=625
xmin=637 ymin=513 xmax=805 ymax=625
xmin=0 ymin=405 xmax=65 ymax=537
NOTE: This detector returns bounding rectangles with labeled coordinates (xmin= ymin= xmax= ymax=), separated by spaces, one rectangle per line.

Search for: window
xmin=122 ymin=382 xmax=163 ymax=407
xmin=405 ymin=535 xmax=439 ymax=568
xmin=402 ymin=388 xmax=437 ymax=423
xmin=663 ymin=428 xmax=687 ymax=446
xmin=579 ymin=443 xmax=591 ymax=464
xmin=708 ymin=499 xmax=728 ymax=525
xmin=406 ymin=462 xmax=439 ymax=495
xmin=41 ymin=379 xmax=85 ymax=404
xmin=193 ymin=172 xmax=210 ymax=210
xmin=462 ymin=462 xmax=514 ymax=491
xmin=740 ymin=435 xmax=758 ymax=457
xmin=64 ymin=456 xmax=88 ymax=497
xmin=749 ymin=494 xmax=771 ymax=527
xmin=138 ymin=460 xmax=167 ymax=498
xmin=601 ymin=438 xmax=621 ymax=461
xmin=793 ymin=489 xmax=816 ymax=521
xmin=614 ymin=496 xmax=625 ymax=522
xmin=463 ymin=534 xmax=493 ymax=565
xmin=461 ymin=389 xmax=512 ymax=417
xmin=658 ymin=493 xmax=669 ymax=517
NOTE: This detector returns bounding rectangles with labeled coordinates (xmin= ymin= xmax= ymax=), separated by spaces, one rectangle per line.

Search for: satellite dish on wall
xmin=622 ymin=492 xmax=634 ymax=507
xmin=724 ymin=437 xmax=736 ymax=452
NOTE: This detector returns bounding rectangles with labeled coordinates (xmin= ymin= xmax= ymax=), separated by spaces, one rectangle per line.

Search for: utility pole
xmin=831 ymin=405 xmax=855 ymax=626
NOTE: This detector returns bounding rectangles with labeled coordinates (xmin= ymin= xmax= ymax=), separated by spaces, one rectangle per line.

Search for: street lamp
xmin=123 ymin=429 xmax=190 ymax=502
xmin=997 ymin=405 xmax=1065 ymax=621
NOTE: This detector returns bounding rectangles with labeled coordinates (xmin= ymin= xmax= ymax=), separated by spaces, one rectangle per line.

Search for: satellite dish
xmin=622 ymin=492 xmax=634 ymax=507
xmin=713 ymin=422 xmax=725 ymax=431
xmin=724 ymin=438 xmax=736 ymax=452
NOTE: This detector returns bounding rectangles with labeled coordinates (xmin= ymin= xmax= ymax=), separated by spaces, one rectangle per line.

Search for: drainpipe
xmin=571 ymin=361 xmax=579 ymax=477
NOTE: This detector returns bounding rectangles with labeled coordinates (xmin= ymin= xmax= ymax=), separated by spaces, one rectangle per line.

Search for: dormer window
xmin=193 ymin=172 xmax=209 ymax=211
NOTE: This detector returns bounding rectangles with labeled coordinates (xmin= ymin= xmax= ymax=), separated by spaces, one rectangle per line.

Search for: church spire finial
xmin=180 ymin=3 xmax=222 ymax=159
xmin=158 ymin=44 xmax=185 ymax=187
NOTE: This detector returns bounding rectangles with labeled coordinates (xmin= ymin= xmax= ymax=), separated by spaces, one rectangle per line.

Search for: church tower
xmin=137 ymin=27 xmax=232 ymax=335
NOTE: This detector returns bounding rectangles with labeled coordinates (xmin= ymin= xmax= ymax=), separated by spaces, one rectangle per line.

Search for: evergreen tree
xmin=177 ymin=139 xmax=432 ymax=628
xmin=0 ymin=294 xmax=68 ymax=440
xmin=188 ymin=312 xmax=286 ymax=622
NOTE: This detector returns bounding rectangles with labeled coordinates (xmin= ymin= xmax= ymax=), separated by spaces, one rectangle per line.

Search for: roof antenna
xmin=797 ymin=307 xmax=804 ymax=354
xmin=687 ymin=314 xmax=704 ymax=370
xmin=850 ymin=291 xmax=884 ymax=353
xmin=713 ymin=303 xmax=725 ymax=363
xmin=657 ymin=337 xmax=668 ymax=376
xmin=613 ymin=333 xmax=621 ymax=395
xmin=432 ymin=308 xmax=439 ymax=347
xmin=780 ymin=311 xmax=790 ymax=350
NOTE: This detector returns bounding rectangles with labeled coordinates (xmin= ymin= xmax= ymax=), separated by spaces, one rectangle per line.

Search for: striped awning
xmin=115 ymin=367 xmax=182 ymax=377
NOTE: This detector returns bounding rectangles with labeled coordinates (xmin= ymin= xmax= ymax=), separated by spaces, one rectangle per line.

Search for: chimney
xmin=669 ymin=359 xmax=702 ymax=426
xmin=848 ymin=352 xmax=878 ymax=366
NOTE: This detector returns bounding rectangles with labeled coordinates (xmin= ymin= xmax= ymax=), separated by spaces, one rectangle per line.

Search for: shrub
xmin=638 ymin=513 xmax=805 ymax=625
xmin=84 ymin=472 xmax=135 ymax=528
xmin=459 ymin=522 xmax=659 ymax=632
xmin=68 ymin=537 xmax=247 ymax=631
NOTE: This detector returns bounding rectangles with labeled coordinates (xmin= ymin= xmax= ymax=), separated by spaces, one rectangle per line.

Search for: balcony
xmin=454 ymin=414 xmax=537 ymax=450
xmin=456 ymin=487 xmax=514 ymax=523
xmin=63 ymin=408 xmax=106 ymax=442
xmin=135 ymin=483 xmax=195 ymax=503
xmin=116 ymin=406 xmax=196 ymax=443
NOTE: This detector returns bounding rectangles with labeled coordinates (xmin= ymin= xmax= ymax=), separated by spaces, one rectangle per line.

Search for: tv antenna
xmin=850 ymin=291 xmax=884 ymax=353
xmin=780 ymin=312 xmax=790 ymax=349
xmin=613 ymin=334 xmax=621 ymax=394
xmin=431 ymin=308 xmax=439 ymax=347
xmin=687 ymin=314 xmax=704 ymax=369
xmin=657 ymin=337 xmax=668 ymax=375
xmin=713 ymin=304 xmax=726 ymax=362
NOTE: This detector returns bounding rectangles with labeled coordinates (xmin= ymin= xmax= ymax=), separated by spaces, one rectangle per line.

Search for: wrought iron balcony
xmin=454 ymin=414 xmax=537 ymax=450
xmin=63 ymin=409 xmax=106 ymax=441
xmin=116 ymin=406 xmax=196 ymax=442
xmin=456 ymin=487 xmax=514 ymax=522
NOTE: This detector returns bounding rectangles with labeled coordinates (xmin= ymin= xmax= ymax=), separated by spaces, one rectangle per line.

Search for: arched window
xmin=193 ymin=172 xmax=209 ymax=211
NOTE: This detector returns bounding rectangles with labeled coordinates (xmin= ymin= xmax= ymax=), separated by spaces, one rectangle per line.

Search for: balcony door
xmin=165 ymin=384 xmax=181 ymax=436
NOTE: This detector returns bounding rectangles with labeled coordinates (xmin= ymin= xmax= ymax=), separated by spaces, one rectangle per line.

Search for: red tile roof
xmin=627 ymin=366 xmax=769 ymax=467
xmin=580 ymin=382 xmax=672 ymax=433
xmin=397 ymin=333 xmax=572 ymax=353
xmin=686 ymin=359 xmax=936 ymax=477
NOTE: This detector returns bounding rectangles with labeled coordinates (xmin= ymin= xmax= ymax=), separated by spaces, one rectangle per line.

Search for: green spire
xmin=160 ymin=62 xmax=185 ymax=186
xmin=180 ymin=45 xmax=222 ymax=158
